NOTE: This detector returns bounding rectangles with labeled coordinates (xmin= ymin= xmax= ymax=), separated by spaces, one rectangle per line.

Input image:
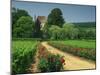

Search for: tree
xmin=12 ymin=7 xmax=30 ymax=25
xmin=78 ymin=28 xmax=86 ymax=39
xmin=12 ymin=7 xmax=17 ymax=26
xmin=33 ymin=18 xmax=41 ymax=38
xmin=12 ymin=7 xmax=31 ymax=38
xmin=42 ymin=22 xmax=50 ymax=39
xmin=85 ymin=28 xmax=96 ymax=39
xmin=13 ymin=16 xmax=34 ymax=38
xmin=49 ymin=25 xmax=61 ymax=40
xmin=47 ymin=23 xmax=80 ymax=40
xmin=63 ymin=23 xmax=79 ymax=39
xmin=47 ymin=8 xmax=65 ymax=27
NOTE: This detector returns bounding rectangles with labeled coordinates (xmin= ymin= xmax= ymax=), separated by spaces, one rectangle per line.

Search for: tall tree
xmin=47 ymin=8 xmax=65 ymax=27
xmin=12 ymin=7 xmax=30 ymax=25
xmin=33 ymin=18 xmax=41 ymax=38
xmin=13 ymin=16 xmax=34 ymax=38
xmin=12 ymin=7 xmax=32 ymax=37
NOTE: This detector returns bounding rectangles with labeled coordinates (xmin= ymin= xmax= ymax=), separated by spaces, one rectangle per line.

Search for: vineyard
xmin=12 ymin=39 xmax=96 ymax=74
xmin=12 ymin=40 xmax=38 ymax=74
xmin=12 ymin=39 xmax=66 ymax=74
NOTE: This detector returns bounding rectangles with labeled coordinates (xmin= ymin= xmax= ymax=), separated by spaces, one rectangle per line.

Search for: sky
xmin=12 ymin=0 xmax=96 ymax=23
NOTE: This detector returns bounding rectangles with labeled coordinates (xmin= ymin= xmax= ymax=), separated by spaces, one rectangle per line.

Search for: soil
xmin=28 ymin=47 xmax=40 ymax=73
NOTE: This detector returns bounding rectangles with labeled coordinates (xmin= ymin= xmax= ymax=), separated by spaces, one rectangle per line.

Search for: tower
xmin=34 ymin=14 xmax=36 ymax=21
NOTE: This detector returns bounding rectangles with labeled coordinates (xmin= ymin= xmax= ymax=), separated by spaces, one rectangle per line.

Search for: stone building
xmin=34 ymin=15 xmax=47 ymax=30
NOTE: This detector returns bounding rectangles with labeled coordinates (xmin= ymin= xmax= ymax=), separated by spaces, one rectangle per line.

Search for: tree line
xmin=12 ymin=7 xmax=96 ymax=40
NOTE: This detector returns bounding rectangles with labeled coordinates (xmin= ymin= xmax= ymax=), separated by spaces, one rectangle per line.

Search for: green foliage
xmin=47 ymin=23 xmax=80 ymax=40
xmin=85 ymin=28 xmax=96 ymax=39
xmin=73 ymin=22 xmax=96 ymax=28
xmin=73 ymin=22 xmax=96 ymax=39
xmin=38 ymin=54 xmax=64 ymax=72
xmin=38 ymin=45 xmax=64 ymax=72
xmin=48 ymin=25 xmax=61 ymax=40
xmin=12 ymin=7 xmax=96 ymax=40
xmin=47 ymin=54 xmax=63 ymax=72
xmin=13 ymin=16 xmax=34 ymax=38
xmin=46 ymin=21 xmax=96 ymax=40
xmin=38 ymin=58 xmax=48 ymax=72
xmin=12 ymin=7 xmax=33 ymax=38
xmin=78 ymin=27 xmax=96 ymax=39
xmin=12 ymin=40 xmax=37 ymax=74
xmin=33 ymin=18 xmax=42 ymax=38
xmin=47 ymin=8 xmax=65 ymax=27
xmin=63 ymin=23 xmax=79 ymax=39
xmin=12 ymin=7 xmax=30 ymax=26
xmin=42 ymin=22 xmax=50 ymax=39
xmin=48 ymin=41 xmax=96 ymax=61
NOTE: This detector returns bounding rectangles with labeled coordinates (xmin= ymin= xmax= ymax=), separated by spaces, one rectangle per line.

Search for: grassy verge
xmin=48 ymin=40 xmax=96 ymax=61
xmin=52 ymin=40 xmax=96 ymax=49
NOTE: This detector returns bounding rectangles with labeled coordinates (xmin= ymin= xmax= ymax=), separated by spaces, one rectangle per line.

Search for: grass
xmin=48 ymin=40 xmax=96 ymax=61
xmin=52 ymin=40 xmax=96 ymax=49
xmin=12 ymin=40 xmax=37 ymax=49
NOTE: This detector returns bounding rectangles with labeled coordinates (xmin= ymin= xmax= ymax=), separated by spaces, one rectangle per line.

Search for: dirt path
xmin=29 ymin=47 xmax=39 ymax=73
xmin=41 ymin=42 xmax=96 ymax=70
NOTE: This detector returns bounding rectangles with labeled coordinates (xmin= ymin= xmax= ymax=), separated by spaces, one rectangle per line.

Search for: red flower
xmin=60 ymin=57 xmax=65 ymax=64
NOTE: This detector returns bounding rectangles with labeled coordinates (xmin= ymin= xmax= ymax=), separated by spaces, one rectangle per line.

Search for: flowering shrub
xmin=48 ymin=42 xmax=96 ymax=61
xmin=38 ymin=54 xmax=65 ymax=72
xmin=38 ymin=44 xmax=65 ymax=72
xmin=38 ymin=57 xmax=48 ymax=72
xmin=38 ymin=44 xmax=49 ymax=59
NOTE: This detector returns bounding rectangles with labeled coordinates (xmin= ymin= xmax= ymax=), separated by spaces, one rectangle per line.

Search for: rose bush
xmin=48 ymin=42 xmax=96 ymax=61
xmin=38 ymin=44 xmax=65 ymax=72
xmin=38 ymin=54 xmax=65 ymax=72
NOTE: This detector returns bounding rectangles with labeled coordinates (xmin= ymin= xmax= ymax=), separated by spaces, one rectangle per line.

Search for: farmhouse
xmin=34 ymin=15 xmax=47 ymax=30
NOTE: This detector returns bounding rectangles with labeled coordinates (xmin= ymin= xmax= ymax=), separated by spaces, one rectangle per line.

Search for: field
xmin=48 ymin=40 xmax=96 ymax=61
xmin=12 ymin=39 xmax=96 ymax=74
xmin=12 ymin=40 xmax=38 ymax=74
xmin=53 ymin=40 xmax=96 ymax=49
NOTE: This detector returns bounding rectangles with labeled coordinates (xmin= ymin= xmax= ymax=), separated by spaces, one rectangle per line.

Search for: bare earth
xmin=29 ymin=47 xmax=39 ymax=73
xmin=41 ymin=42 xmax=96 ymax=70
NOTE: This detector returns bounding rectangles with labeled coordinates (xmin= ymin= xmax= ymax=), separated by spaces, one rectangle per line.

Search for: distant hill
xmin=72 ymin=22 xmax=96 ymax=28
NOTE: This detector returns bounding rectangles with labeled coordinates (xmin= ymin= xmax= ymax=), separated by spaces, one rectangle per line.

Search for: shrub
xmin=12 ymin=40 xmax=37 ymax=74
xmin=38 ymin=54 xmax=65 ymax=72
xmin=38 ymin=45 xmax=65 ymax=72
xmin=38 ymin=58 xmax=48 ymax=72
xmin=48 ymin=42 xmax=96 ymax=61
